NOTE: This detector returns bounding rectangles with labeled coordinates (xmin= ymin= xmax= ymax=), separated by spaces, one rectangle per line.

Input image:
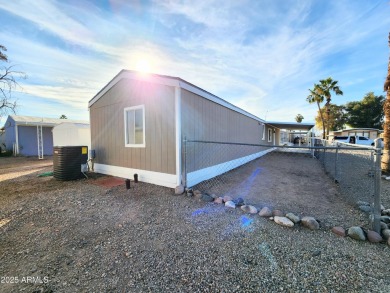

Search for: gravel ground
xmin=1 ymin=156 xmax=389 ymax=293
xmin=193 ymin=151 xmax=371 ymax=229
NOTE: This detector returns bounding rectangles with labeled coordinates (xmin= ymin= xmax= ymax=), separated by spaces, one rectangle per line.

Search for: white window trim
xmin=268 ymin=128 xmax=272 ymax=142
xmin=262 ymin=123 xmax=265 ymax=140
xmin=124 ymin=105 xmax=146 ymax=148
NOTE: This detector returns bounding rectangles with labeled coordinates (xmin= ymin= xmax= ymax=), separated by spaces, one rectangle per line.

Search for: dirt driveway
xmin=0 ymin=156 xmax=389 ymax=292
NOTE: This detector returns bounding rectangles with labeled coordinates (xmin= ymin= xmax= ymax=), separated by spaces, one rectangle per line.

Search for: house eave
xmin=88 ymin=70 xmax=266 ymax=123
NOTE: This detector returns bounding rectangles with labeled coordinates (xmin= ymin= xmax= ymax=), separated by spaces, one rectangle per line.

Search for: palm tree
xmin=307 ymin=87 xmax=326 ymax=139
xmin=382 ymin=32 xmax=390 ymax=171
xmin=315 ymin=77 xmax=343 ymax=139
xmin=295 ymin=114 xmax=304 ymax=123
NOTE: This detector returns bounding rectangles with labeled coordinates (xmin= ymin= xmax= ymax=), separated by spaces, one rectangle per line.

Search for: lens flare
xmin=135 ymin=59 xmax=151 ymax=73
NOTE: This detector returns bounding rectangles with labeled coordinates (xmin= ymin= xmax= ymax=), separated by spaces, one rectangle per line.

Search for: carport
xmin=265 ymin=121 xmax=315 ymax=146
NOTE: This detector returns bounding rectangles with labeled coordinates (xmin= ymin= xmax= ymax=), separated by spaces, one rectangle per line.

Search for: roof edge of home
xmin=1 ymin=115 xmax=89 ymax=129
xmin=266 ymin=121 xmax=315 ymax=126
xmin=88 ymin=69 xmax=265 ymax=123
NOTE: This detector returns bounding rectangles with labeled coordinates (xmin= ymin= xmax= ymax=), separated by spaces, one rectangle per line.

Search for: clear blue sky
xmin=0 ymin=0 xmax=389 ymax=126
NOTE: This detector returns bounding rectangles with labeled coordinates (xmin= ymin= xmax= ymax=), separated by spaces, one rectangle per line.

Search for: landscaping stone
xmin=214 ymin=197 xmax=223 ymax=204
xmin=259 ymin=207 xmax=272 ymax=217
xmin=241 ymin=205 xmax=258 ymax=214
xmin=331 ymin=226 xmax=346 ymax=237
xmin=210 ymin=194 xmax=217 ymax=199
xmin=232 ymin=197 xmax=245 ymax=206
xmin=201 ymin=193 xmax=214 ymax=202
xmin=193 ymin=190 xmax=202 ymax=199
xmin=380 ymin=222 xmax=388 ymax=231
xmin=312 ymin=250 xmax=321 ymax=257
xmin=382 ymin=209 xmax=390 ymax=216
xmin=301 ymin=216 xmax=320 ymax=230
xmin=358 ymin=205 xmax=371 ymax=213
xmin=272 ymin=210 xmax=283 ymax=217
xmin=286 ymin=213 xmax=300 ymax=224
xmin=225 ymin=201 xmax=236 ymax=209
xmin=347 ymin=227 xmax=366 ymax=241
xmin=356 ymin=200 xmax=370 ymax=206
xmin=175 ymin=185 xmax=184 ymax=195
xmin=367 ymin=230 xmax=383 ymax=243
xmin=382 ymin=229 xmax=390 ymax=240
xmin=388 ymin=237 xmax=390 ymax=246
xmin=274 ymin=216 xmax=294 ymax=227
xmin=223 ymin=195 xmax=233 ymax=203
xmin=380 ymin=216 xmax=390 ymax=224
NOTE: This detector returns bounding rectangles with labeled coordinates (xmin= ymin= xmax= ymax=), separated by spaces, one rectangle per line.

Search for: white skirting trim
xmin=94 ymin=164 xmax=177 ymax=188
xmin=187 ymin=148 xmax=275 ymax=187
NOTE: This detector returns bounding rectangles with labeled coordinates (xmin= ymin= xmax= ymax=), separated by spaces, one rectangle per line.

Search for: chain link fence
xmin=313 ymin=139 xmax=376 ymax=202
xmin=184 ymin=139 xmax=382 ymax=231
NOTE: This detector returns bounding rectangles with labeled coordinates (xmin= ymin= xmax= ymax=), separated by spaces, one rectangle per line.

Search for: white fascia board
xmin=187 ymin=147 xmax=275 ymax=187
xmin=89 ymin=70 xmax=265 ymax=123
xmin=94 ymin=164 xmax=177 ymax=188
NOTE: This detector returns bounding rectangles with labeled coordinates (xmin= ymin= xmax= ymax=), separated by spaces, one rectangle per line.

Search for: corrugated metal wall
xmin=90 ymin=78 xmax=176 ymax=175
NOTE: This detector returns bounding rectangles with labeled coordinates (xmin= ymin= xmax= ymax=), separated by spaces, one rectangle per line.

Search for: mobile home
xmin=89 ymin=70 xmax=279 ymax=188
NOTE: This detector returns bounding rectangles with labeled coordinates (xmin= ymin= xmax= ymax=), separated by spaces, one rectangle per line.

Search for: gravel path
xmin=0 ymin=157 xmax=389 ymax=292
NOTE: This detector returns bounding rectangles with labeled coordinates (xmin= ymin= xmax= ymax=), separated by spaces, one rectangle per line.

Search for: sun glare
xmin=135 ymin=59 xmax=151 ymax=73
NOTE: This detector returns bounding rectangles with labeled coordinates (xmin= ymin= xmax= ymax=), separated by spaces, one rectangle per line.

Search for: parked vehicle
xmin=333 ymin=135 xmax=375 ymax=146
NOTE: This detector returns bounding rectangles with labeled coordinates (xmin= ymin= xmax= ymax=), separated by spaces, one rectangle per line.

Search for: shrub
xmin=0 ymin=150 xmax=13 ymax=157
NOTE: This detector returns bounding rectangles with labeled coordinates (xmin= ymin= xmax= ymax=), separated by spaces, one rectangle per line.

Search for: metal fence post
xmin=311 ymin=136 xmax=315 ymax=158
xmin=334 ymin=145 xmax=339 ymax=183
xmin=372 ymin=139 xmax=382 ymax=233
xmin=323 ymin=140 xmax=327 ymax=164
xmin=370 ymin=151 xmax=375 ymax=176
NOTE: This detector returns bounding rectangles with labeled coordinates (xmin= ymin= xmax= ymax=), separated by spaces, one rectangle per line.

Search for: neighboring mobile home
xmin=1 ymin=115 xmax=88 ymax=157
xmin=329 ymin=128 xmax=382 ymax=140
xmin=89 ymin=70 xmax=281 ymax=189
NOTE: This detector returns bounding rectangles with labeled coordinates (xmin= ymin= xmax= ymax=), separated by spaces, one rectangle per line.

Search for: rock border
xmin=186 ymin=189 xmax=390 ymax=247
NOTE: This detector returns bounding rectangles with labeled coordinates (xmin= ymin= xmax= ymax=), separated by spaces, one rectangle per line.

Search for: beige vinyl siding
xmin=90 ymin=78 xmax=176 ymax=174
xmin=181 ymin=89 xmax=272 ymax=173
xmin=181 ymin=89 xmax=264 ymax=142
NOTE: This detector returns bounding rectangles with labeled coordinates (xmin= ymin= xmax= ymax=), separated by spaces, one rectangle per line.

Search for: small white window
xmin=124 ymin=105 xmax=145 ymax=147
xmin=262 ymin=124 xmax=266 ymax=140
xmin=268 ymin=128 xmax=272 ymax=142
